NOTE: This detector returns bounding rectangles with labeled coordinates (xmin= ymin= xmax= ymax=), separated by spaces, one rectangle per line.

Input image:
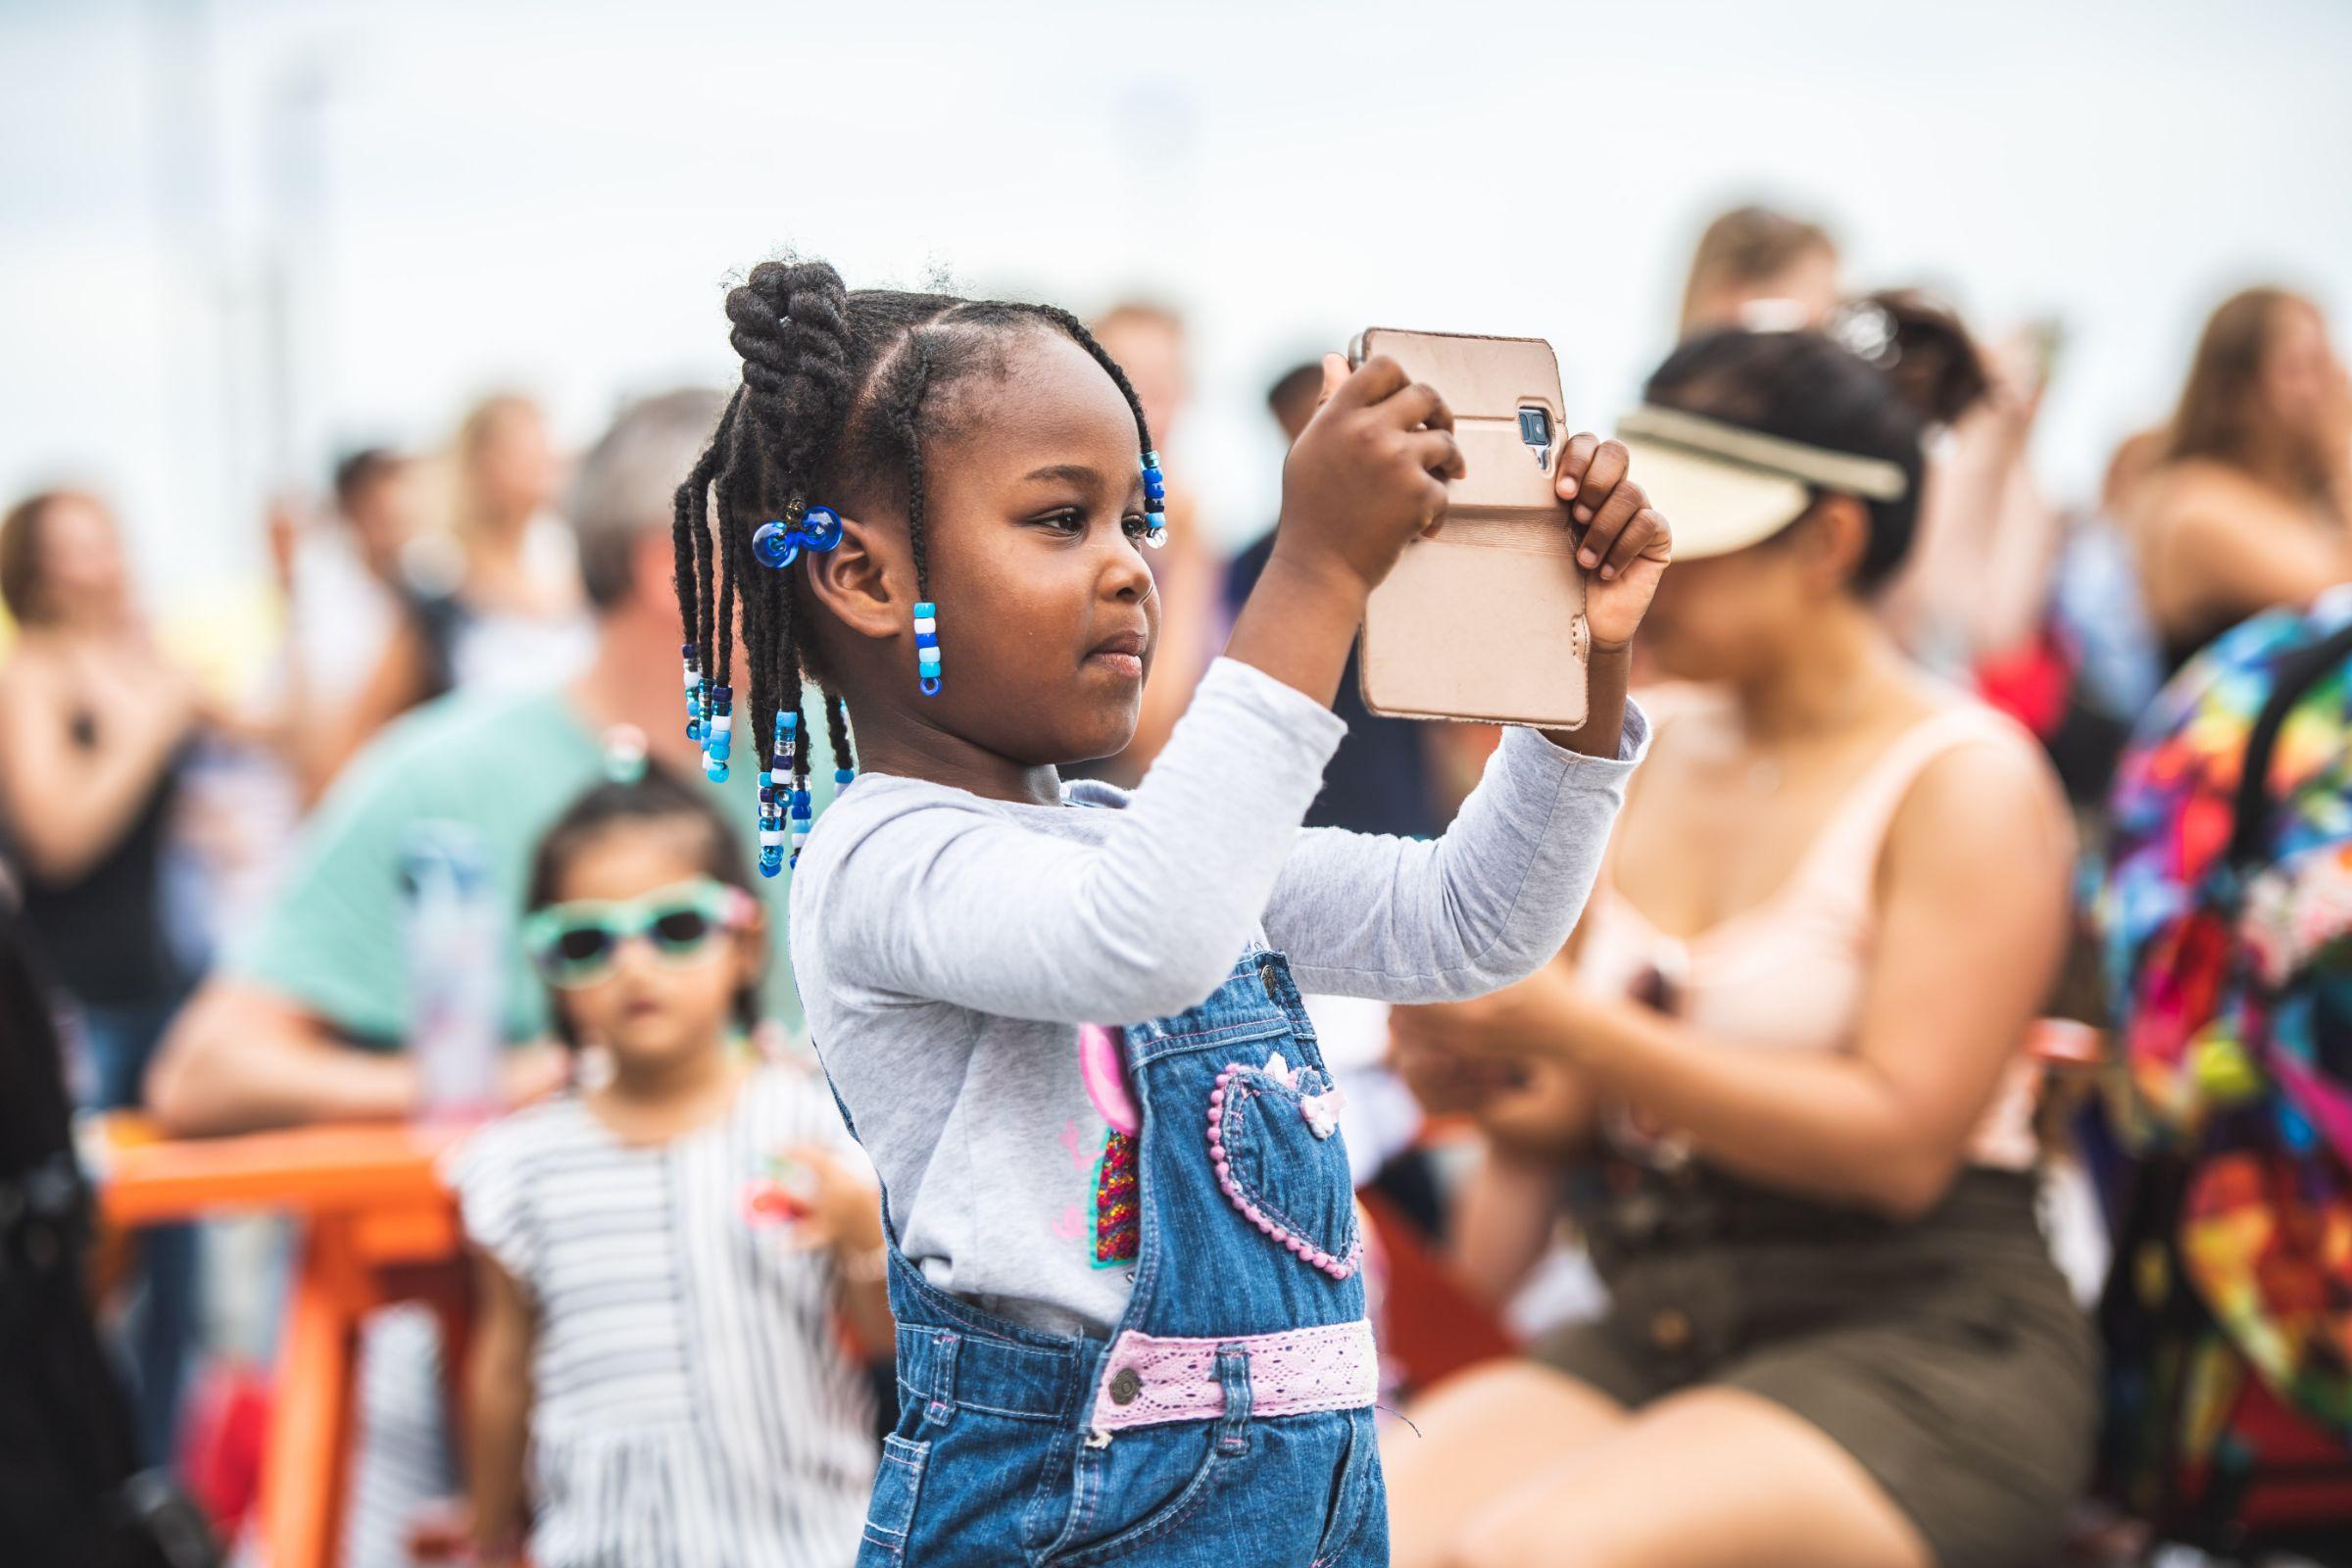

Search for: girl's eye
xmin=1119 ymin=512 xmax=1151 ymax=540
xmin=1036 ymin=509 xmax=1087 ymax=536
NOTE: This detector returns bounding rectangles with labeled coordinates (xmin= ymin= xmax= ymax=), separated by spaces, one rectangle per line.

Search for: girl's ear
xmin=803 ymin=514 xmax=905 ymax=646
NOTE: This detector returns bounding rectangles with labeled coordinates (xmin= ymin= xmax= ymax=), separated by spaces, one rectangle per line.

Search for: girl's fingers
xmin=1405 ymin=427 xmax=1468 ymax=481
xmin=1579 ymin=481 xmax=1647 ymax=574
xmin=1381 ymin=380 xmax=1456 ymax=432
xmin=1556 ymin=432 xmax=1601 ymax=499
xmin=1569 ymin=438 xmax=1630 ymax=524
xmin=1317 ymin=353 xmax=1350 ymax=409
xmin=1330 ymin=353 xmax=1410 ymax=411
xmin=1600 ymin=507 xmax=1669 ymax=579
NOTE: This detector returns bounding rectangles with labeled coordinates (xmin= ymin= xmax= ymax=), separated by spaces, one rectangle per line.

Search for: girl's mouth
xmin=1087 ymin=630 xmax=1148 ymax=680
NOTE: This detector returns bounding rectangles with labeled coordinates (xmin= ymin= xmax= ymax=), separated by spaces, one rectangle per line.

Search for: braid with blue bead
xmin=674 ymin=257 xmax=1166 ymax=876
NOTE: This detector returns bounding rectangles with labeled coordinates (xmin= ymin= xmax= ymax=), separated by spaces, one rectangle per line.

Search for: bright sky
xmin=6 ymin=0 xmax=2351 ymax=619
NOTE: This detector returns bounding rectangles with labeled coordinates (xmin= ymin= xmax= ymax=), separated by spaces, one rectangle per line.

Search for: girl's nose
xmin=1103 ymin=534 xmax=1155 ymax=602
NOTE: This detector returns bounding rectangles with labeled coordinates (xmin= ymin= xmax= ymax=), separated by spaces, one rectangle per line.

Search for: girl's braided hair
xmin=674 ymin=260 xmax=1156 ymax=802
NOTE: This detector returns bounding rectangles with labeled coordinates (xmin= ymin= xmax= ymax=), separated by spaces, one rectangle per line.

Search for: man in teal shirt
xmin=149 ymin=389 xmax=833 ymax=1133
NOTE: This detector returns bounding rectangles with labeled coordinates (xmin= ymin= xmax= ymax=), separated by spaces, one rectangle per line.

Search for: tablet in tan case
xmin=1352 ymin=328 xmax=1589 ymax=730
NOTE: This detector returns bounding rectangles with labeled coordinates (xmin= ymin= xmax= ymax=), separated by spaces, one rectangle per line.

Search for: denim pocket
xmin=1310 ymin=1408 xmax=1382 ymax=1567
xmin=1208 ymin=1052 xmax=1360 ymax=1278
xmin=1043 ymin=1428 xmax=1227 ymax=1567
xmin=857 ymin=1434 xmax=930 ymax=1563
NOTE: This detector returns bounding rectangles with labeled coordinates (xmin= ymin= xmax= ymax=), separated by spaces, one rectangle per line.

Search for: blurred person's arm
xmin=1969 ymin=440 xmax=2066 ymax=658
xmin=466 ymin=1250 xmax=536 ymax=1568
xmin=1881 ymin=352 xmax=2060 ymax=665
xmin=0 ymin=651 xmax=195 ymax=883
xmin=146 ymin=982 xmax=418 ymax=1133
xmin=146 ymin=982 xmax=568 ymax=1134
xmin=2152 ymin=470 xmax=2352 ymax=630
xmin=1396 ymin=736 xmax=2072 ymax=1221
xmin=293 ymin=617 xmax=431 ymax=808
xmin=791 ymin=1142 xmax=895 ymax=1359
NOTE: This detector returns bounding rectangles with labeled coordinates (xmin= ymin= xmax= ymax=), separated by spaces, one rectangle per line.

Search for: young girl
xmin=670 ymin=260 xmax=1670 ymax=1566
xmin=450 ymin=763 xmax=892 ymax=1567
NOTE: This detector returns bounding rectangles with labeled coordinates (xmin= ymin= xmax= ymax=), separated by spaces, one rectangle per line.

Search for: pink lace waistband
xmin=1089 ymin=1319 xmax=1378 ymax=1433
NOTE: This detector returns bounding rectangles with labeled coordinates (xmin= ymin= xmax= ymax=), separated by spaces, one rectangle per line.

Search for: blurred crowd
xmin=3 ymin=201 xmax=2349 ymax=1568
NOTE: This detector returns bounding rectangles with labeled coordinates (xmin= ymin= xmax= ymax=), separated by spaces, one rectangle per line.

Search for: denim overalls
xmin=834 ymin=950 xmax=1387 ymax=1567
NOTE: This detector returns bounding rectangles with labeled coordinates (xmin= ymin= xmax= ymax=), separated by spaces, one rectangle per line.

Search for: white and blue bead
xmin=914 ymin=601 xmax=943 ymax=696
xmin=756 ymin=710 xmax=797 ymax=878
xmin=702 ymin=685 xmax=733 ymax=783
xmin=1141 ymin=450 xmax=1168 ymax=550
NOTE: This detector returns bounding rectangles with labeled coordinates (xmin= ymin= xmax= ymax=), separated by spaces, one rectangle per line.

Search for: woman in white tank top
xmin=1382 ymin=309 xmax=2098 ymax=1568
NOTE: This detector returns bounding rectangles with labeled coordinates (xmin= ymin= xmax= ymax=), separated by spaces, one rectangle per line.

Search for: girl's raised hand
xmin=1269 ymin=353 xmax=1467 ymax=599
xmin=1555 ymin=434 xmax=1673 ymax=649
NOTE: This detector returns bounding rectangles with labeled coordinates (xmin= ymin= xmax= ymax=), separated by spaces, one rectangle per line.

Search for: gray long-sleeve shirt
xmin=789 ymin=658 xmax=1647 ymax=1334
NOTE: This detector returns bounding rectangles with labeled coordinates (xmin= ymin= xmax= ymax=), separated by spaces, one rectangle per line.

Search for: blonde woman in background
xmin=331 ymin=394 xmax=594 ymax=764
xmin=2126 ymin=286 xmax=2352 ymax=674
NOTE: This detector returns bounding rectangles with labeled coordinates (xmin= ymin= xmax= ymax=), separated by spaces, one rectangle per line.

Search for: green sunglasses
xmin=522 ymin=878 xmax=755 ymax=989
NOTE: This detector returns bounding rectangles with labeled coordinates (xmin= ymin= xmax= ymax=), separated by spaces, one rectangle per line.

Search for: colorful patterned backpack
xmin=2096 ymin=594 xmax=2352 ymax=1551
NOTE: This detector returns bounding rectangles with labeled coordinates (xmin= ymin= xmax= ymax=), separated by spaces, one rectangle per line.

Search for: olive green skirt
xmin=1534 ymin=1164 xmax=2098 ymax=1568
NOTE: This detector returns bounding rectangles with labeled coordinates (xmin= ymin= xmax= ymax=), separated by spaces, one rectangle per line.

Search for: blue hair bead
xmin=913 ymin=601 xmax=936 ymax=618
xmin=753 ymin=505 xmax=845 ymax=571
xmin=705 ymin=760 xmax=729 ymax=783
xmin=920 ymin=676 xmax=942 ymax=697
xmin=834 ymin=768 xmax=856 ymax=787
xmin=753 ymin=519 xmax=796 ymax=569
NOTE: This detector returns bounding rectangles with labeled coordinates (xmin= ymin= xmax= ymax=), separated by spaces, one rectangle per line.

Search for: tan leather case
xmin=1353 ymin=328 xmax=1589 ymax=729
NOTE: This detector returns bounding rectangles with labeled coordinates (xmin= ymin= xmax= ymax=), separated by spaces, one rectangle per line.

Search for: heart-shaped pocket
xmin=1205 ymin=1053 xmax=1360 ymax=1281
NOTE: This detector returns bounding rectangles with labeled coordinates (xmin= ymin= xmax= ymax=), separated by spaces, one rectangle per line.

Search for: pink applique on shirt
xmin=1077 ymin=1024 xmax=1141 ymax=1267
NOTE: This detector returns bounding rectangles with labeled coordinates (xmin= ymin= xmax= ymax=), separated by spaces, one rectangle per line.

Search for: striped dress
xmin=450 ymin=1062 xmax=877 ymax=1567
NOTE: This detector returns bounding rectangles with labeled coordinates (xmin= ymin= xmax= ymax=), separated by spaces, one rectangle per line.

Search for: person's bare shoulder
xmin=1884 ymin=709 xmax=2071 ymax=897
xmin=2142 ymin=459 xmax=2302 ymax=539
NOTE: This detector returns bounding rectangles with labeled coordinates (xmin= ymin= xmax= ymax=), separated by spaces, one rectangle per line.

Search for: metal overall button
xmin=1257 ymin=955 xmax=1281 ymax=1003
xmin=1109 ymin=1367 xmax=1143 ymax=1405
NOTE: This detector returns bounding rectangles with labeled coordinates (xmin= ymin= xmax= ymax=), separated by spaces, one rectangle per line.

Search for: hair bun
xmin=725 ymin=260 xmax=855 ymax=472
xmin=1832 ymin=290 xmax=1990 ymax=427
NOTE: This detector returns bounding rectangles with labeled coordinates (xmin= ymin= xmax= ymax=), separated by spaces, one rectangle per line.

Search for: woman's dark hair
xmin=672 ymin=259 xmax=1156 ymax=802
xmin=331 ymin=448 xmax=403 ymax=514
xmin=524 ymin=764 xmax=762 ymax=1049
xmin=1642 ymin=290 xmax=1989 ymax=591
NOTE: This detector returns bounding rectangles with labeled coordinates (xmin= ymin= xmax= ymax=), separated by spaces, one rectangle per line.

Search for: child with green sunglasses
xmin=443 ymin=764 xmax=893 ymax=1568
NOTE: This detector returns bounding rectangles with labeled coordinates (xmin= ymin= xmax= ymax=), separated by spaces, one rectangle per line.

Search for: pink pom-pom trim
xmin=1207 ymin=1061 xmax=1359 ymax=1282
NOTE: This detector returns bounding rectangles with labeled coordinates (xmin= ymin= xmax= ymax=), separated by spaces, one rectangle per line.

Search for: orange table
xmin=97 ymin=1116 xmax=476 ymax=1568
